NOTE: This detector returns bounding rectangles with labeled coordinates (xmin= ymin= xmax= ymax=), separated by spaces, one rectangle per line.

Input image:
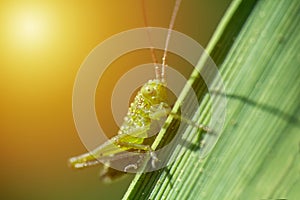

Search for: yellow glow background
xmin=0 ymin=0 xmax=230 ymax=199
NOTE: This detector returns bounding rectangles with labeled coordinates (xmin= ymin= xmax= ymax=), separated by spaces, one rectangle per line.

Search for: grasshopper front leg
xmin=150 ymin=102 xmax=210 ymax=132
xmin=149 ymin=102 xmax=171 ymax=120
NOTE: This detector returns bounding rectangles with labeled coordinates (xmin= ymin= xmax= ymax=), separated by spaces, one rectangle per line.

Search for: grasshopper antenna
xmin=142 ymin=0 xmax=161 ymax=81
xmin=142 ymin=0 xmax=182 ymax=83
xmin=161 ymin=0 xmax=182 ymax=83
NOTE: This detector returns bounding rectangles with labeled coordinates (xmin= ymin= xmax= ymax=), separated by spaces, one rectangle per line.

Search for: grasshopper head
xmin=141 ymin=79 xmax=168 ymax=104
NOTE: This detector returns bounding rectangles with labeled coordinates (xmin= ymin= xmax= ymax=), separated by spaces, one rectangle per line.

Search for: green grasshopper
xmin=69 ymin=0 xmax=208 ymax=182
xmin=69 ymin=79 xmax=170 ymax=181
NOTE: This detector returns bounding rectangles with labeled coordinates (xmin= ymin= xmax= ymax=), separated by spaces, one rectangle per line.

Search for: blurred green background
xmin=0 ymin=0 xmax=231 ymax=199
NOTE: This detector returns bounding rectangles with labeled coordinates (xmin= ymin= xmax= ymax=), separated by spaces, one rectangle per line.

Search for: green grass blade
xmin=123 ymin=0 xmax=300 ymax=199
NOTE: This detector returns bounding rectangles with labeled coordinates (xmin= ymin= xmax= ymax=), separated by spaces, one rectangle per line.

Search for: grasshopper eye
xmin=142 ymin=85 xmax=156 ymax=97
xmin=146 ymin=86 xmax=153 ymax=94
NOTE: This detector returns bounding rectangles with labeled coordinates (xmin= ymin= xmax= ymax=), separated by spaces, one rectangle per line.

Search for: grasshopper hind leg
xmin=113 ymin=139 xmax=159 ymax=170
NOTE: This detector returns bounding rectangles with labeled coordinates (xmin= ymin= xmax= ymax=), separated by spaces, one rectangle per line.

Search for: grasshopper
xmin=69 ymin=78 xmax=170 ymax=181
xmin=69 ymin=0 xmax=208 ymax=182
